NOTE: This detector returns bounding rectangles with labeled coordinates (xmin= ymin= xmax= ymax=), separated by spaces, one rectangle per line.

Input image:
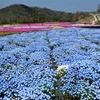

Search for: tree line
xmin=0 ymin=4 xmax=89 ymax=25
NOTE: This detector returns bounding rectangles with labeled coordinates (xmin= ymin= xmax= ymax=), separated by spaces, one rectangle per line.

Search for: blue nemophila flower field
xmin=0 ymin=27 xmax=100 ymax=100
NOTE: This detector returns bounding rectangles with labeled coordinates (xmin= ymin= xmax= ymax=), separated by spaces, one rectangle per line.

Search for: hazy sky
xmin=0 ymin=0 xmax=100 ymax=12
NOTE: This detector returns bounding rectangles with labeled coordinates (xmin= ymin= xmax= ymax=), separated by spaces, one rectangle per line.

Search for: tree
xmin=97 ymin=4 xmax=100 ymax=12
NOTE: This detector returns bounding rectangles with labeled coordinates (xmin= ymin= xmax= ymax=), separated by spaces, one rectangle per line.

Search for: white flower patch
xmin=56 ymin=65 xmax=69 ymax=77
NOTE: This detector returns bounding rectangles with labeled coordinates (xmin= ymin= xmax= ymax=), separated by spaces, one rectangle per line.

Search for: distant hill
xmin=0 ymin=4 xmax=89 ymax=24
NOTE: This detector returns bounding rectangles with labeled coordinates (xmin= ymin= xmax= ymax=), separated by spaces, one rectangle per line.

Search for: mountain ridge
xmin=0 ymin=4 xmax=89 ymax=24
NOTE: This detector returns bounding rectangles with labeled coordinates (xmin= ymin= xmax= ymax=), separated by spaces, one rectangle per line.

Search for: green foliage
xmin=96 ymin=21 xmax=100 ymax=24
xmin=0 ymin=4 xmax=89 ymax=24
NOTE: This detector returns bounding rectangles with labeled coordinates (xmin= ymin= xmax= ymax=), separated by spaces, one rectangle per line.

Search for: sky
xmin=0 ymin=0 xmax=100 ymax=12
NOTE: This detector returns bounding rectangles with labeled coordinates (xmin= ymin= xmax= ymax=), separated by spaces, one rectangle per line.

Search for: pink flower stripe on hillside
xmin=0 ymin=24 xmax=51 ymax=32
xmin=0 ymin=22 xmax=100 ymax=32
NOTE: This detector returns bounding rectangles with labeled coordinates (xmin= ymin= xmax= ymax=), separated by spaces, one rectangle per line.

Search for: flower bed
xmin=0 ymin=27 xmax=100 ymax=100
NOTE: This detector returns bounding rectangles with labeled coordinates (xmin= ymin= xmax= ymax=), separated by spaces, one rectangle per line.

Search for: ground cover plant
xmin=0 ymin=27 xmax=100 ymax=100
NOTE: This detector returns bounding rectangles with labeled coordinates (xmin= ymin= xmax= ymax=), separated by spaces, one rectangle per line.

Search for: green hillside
xmin=0 ymin=4 xmax=89 ymax=24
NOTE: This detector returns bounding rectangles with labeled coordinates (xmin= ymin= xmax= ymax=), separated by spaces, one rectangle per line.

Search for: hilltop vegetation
xmin=0 ymin=4 xmax=89 ymax=24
